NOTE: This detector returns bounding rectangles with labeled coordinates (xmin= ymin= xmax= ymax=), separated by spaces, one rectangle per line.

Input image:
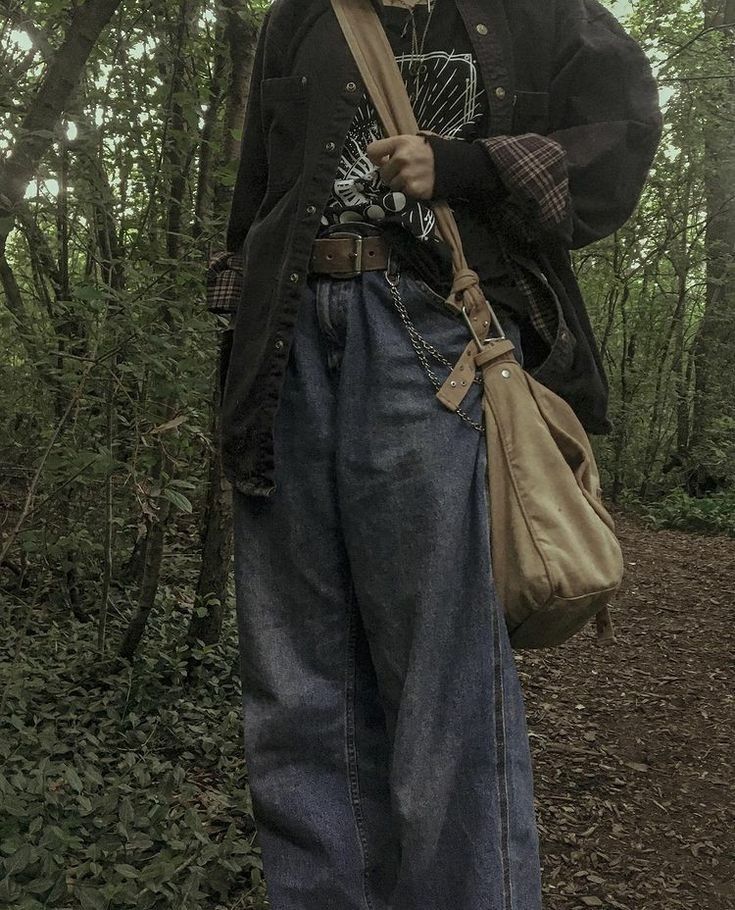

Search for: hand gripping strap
xmin=330 ymin=0 xmax=490 ymax=317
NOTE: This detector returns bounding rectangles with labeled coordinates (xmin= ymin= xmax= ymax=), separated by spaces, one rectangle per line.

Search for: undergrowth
xmin=624 ymin=490 xmax=735 ymax=538
xmin=0 ymin=585 xmax=267 ymax=910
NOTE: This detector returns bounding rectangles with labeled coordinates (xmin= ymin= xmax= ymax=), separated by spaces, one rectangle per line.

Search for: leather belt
xmin=309 ymin=232 xmax=390 ymax=278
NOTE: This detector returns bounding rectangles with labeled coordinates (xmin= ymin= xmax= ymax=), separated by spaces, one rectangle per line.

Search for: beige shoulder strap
xmin=330 ymin=0 xmax=488 ymax=316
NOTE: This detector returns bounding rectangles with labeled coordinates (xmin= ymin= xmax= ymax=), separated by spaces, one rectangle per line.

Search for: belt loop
xmin=353 ymin=235 xmax=364 ymax=272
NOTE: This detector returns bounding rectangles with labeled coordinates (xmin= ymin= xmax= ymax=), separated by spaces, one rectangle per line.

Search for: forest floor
xmin=522 ymin=514 xmax=735 ymax=910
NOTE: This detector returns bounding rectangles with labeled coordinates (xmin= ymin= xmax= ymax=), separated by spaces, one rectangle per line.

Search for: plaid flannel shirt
xmin=480 ymin=133 xmax=570 ymax=237
xmin=206 ymin=250 xmax=244 ymax=315
xmin=479 ymin=133 xmax=571 ymax=348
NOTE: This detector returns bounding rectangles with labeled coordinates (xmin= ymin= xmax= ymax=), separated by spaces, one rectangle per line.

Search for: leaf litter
xmin=518 ymin=514 xmax=735 ymax=910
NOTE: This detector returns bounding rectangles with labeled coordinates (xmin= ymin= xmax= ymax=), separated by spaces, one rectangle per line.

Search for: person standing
xmin=218 ymin=1 xmax=662 ymax=907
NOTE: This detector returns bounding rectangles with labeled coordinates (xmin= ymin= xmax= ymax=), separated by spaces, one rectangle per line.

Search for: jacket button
xmin=325 ymin=141 xmax=336 ymax=152
xmin=275 ymin=339 xmax=285 ymax=351
xmin=476 ymin=23 xmax=489 ymax=35
xmin=346 ymin=81 xmax=358 ymax=92
xmin=289 ymin=272 xmax=300 ymax=283
xmin=495 ymin=86 xmax=506 ymax=100
xmin=306 ymin=204 xmax=317 ymax=215
xmin=300 ymin=75 xmax=308 ymax=85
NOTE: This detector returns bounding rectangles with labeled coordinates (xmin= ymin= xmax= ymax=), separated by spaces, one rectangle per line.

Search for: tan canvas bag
xmin=331 ymin=0 xmax=624 ymax=648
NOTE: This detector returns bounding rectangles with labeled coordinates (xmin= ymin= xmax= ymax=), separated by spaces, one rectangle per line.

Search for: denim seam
xmin=344 ymin=594 xmax=375 ymax=910
xmin=493 ymin=593 xmax=514 ymax=910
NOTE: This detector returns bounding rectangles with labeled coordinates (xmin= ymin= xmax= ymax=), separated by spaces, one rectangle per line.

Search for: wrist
xmin=423 ymin=133 xmax=505 ymax=202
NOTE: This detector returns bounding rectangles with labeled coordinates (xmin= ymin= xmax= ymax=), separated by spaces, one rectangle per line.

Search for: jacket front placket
xmin=453 ymin=0 xmax=516 ymax=136
xmin=282 ymin=11 xmax=366 ymax=300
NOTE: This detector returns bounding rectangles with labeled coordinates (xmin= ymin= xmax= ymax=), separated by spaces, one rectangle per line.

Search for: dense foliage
xmin=1 ymin=601 xmax=266 ymax=909
xmin=578 ymin=0 xmax=735 ymax=505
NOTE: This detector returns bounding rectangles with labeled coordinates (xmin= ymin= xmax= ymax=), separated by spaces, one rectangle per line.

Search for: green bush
xmin=633 ymin=490 xmax=735 ymax=537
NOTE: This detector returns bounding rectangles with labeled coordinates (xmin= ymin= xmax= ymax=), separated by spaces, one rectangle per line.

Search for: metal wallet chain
xmin=384 ymin=266 xmax=484 ymax=433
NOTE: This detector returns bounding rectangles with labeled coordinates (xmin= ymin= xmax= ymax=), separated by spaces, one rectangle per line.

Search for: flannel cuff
xmin=477 ymin=133 xmax=571 ymax=239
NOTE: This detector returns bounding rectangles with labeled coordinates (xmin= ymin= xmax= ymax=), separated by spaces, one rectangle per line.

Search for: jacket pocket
xmin=261 ymin=75 xmax=309 ymax=192
xmin=512 ymin=91 xmax=550 ymax=135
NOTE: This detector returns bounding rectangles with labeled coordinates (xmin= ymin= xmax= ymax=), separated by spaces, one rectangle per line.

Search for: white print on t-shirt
xmin=323 ymin=50 xmax=485 ymax=242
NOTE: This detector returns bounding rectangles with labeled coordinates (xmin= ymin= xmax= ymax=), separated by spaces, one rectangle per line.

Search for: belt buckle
xmin=328 ymin=232 xmax=364 ymax=279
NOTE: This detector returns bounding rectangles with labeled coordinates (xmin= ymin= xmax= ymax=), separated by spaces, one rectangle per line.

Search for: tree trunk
xmin=119 ymin=474 xmax=173 ymax=659
xmin=212 ymin=0 xmax=260 ymax=217
xmin=187 ymin=379 xmax=234 ymax=648
xmin=610 ymin=285 xmax=634 ymax=503
xmin=194 ymin=21 xmax=228 ymax=237
xmin=118 ymin=0 xmax=198 ymax=657
xmin=186 ymin=1 xmax=259 ymax=655
xmin=640 ymin=166 xmax=695 ymax=498
xmin=690 ymin=0 xmax=735 ymax=477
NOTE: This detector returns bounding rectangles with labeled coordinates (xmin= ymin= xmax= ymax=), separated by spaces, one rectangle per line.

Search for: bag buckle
xmin=462 ymin=300 xmax=506 ymax=348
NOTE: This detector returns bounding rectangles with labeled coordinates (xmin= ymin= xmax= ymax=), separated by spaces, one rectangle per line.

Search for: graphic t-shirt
xmin=321 ymin=0 xmax=489 ymax=248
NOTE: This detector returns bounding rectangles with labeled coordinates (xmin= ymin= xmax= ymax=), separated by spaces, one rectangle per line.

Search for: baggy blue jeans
xmin=232 ymin=261 xmax=543 ymax=910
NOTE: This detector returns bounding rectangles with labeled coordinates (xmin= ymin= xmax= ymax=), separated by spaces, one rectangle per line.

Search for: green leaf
xmin=114 ymin=863 xmax=139 ymax=879
xmin=162 ymin=489 xmax=193 ymax=513
xmin=65 ymin=765 xmax=84 ymax=792
xmin=74 ymin=285 xmax=108 ymax=301
xmin=77 ymin=886 xmax=107 ymax=910
xmin=26 ymin=876 xmax=57 ymax=895
xmin=5 ymin=843 xmax=33 ymax=876
xmin=14 ymin=897 xmax=44 ymax=910
xmin=119 ymin=797 xmax=135 ymax=825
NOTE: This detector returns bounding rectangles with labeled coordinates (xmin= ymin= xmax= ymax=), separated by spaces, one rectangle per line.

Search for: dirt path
xmin=520 ymin=515 xmax=735 ymax=910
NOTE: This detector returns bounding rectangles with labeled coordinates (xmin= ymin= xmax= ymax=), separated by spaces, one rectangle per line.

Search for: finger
xmin=380 ymin=154 xmax=403 ymax=184
xmin=366 ymin=136 xmax=399 ymax=164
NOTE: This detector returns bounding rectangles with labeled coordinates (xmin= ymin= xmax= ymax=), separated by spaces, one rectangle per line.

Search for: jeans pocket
xmin=400 ymin=271 xmax=460 ymax=319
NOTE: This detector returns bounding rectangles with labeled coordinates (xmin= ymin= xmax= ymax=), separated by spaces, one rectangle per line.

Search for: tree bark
xmin=194 ymin=20 xmax=228 ymax=237
xmin=186 ymin=1 xmax=260 ymax=655
xmin=187 ymin=381 xmax=234 ymax=648
xmin=119 ymin=482 xmax=173 ymax=659
xmin=212 ymin=0 xmax=260 ymax=217
xmin=690 ymin=0 xmax=735 ymax=474
xmin=118 ymin=0 xmax=198 ymax=657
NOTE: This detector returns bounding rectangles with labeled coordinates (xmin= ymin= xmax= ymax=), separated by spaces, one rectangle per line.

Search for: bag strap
xmin=330 ymin=0 xmax=489 ymax=318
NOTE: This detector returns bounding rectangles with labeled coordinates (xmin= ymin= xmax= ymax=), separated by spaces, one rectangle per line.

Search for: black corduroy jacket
xmin=222 ymin=0 xmax=663 ymax=496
